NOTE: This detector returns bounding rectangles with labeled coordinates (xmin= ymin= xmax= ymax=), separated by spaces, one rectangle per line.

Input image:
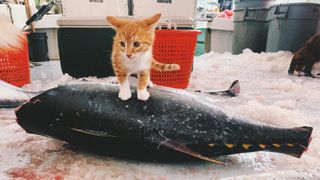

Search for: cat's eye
xmin=133 ymin=41 xmax=141 ymax=48
xmin=120 ymin=41 xmax=125 ymax=48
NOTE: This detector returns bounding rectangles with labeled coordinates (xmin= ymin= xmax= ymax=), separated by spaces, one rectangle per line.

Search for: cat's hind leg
xmin=147 ymin=76 xmax=155 ymax=88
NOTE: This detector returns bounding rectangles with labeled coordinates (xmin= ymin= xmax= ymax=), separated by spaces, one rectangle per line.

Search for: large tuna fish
xmin=15 ymin=82 xmax=313 ymax=163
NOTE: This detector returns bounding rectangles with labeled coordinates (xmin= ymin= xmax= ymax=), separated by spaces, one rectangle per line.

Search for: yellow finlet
xmin=286 ymin=143 xmax=294 ymax=147
xmin=208 ymin=144 xmax=215 ymax=147
xmin=258 ymin=144 xmax=267 ymax=149
xmin=225 ymin=144 xmax=235 ymax=149
xmin=242 ymin=144 xmax=251 ymax=150
xmin=272 ymin=144 xmax=281 ymax=148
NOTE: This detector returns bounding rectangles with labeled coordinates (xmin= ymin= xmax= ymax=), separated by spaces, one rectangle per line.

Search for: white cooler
xmin=209 ymin=18 xmax=234 ymax=53
xmin=60 ymin=0 xmax=195 ymax=18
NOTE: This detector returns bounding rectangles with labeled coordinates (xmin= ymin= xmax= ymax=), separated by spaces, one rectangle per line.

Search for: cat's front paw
xmin=137 ymin=90 xmax=150 ymax=101
xmin=119 ymin=90 xmax=132 ymax=101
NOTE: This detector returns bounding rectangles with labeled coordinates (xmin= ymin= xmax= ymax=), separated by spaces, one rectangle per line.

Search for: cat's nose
xmin=126 ymin=54 xmax=132 ymax=58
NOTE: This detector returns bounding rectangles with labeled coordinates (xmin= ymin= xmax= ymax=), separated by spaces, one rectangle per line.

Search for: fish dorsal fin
xmin=158 ymin=140 xmax=224 ymax=165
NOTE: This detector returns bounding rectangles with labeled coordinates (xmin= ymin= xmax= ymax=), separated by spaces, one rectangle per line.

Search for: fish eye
xmin=120 ymin=41 xmax=125 ymax=48
xmin=133 ymin=41 xmax=141 ymax=48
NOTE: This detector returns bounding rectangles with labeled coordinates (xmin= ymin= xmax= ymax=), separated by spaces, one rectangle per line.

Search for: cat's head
xmin=107 ymin=13 xmax=161 ymax=59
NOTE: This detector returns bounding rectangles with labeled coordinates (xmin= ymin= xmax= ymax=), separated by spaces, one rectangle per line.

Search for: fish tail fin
xmin=271 ymin=126 xmax=313 ymax=158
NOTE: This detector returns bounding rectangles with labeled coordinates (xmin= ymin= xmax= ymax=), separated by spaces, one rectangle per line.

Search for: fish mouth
xmin=15 ymin=104 xmax=24 ymax=123
xmin=14 ymin=97 xmax=36 ymax=115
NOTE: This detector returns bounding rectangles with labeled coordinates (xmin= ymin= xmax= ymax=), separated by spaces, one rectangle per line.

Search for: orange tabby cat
xmin=107 ymin=13 xmax=180 ymax=101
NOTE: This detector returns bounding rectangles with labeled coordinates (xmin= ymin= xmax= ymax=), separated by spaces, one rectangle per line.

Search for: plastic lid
xmin=57 ymin=16 xmax=194 ymax=28
xmin=209 ymin=18 xmax=233 ymax=31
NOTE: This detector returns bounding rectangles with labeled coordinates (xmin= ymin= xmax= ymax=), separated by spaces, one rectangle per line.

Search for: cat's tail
xmin=151 ymin=59 xmax=180 ymax=72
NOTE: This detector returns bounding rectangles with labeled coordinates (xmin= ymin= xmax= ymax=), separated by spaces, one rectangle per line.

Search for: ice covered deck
xmin=1 ymin=50 xmax=320 ymax=179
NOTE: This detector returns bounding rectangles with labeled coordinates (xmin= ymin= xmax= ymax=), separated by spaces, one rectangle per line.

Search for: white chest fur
xmin=122 ymin=49 xmax=152 ymax=73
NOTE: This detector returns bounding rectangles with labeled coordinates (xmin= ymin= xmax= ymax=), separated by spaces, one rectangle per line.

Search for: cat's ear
xmin=106 ymin=16 xmax=126 ymax=30
xmin=143 ymin=13 xmax=161 ymax=30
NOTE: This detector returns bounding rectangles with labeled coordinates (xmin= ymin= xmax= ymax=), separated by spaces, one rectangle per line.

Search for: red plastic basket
xmin=0 ymin=34 xmax=30 ymax=87
xmin=151 ymin=29 xmax=200 ymax=89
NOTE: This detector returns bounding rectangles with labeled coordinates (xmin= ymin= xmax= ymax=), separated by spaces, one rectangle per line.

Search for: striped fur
xmin=152 ymin=58 xmax=180 ymax=72
xmin=107 ymin=13 xmax=180 ymax=101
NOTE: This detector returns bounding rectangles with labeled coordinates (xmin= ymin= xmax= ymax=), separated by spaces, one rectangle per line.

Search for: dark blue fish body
xmin=15 ymin=82 xmax=313 ymax=163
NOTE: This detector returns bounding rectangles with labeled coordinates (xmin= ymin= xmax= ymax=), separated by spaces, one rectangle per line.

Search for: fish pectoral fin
xmin=161 ymin=141 xmax=224 ymax=165
xmin=68 ymin=128 xmax=116 ymax=138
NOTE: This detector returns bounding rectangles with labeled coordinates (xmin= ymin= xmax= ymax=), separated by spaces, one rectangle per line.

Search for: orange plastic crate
xmin=0 ymin=34 xmax=30 ymax=87
xmin=151 ymin=29 xmax=200 ymax=89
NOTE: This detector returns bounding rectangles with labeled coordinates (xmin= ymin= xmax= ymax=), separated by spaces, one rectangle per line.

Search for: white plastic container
xmin=60 ymin=0 xmax=128 ymax=17
xmin=133 ymin=0 xmax=195 ymax=18
xmin=35 ymin=14 xmax=62 ymax=60
xmin=60 ymin=0 xmax=195 ymax=18
xmin=209 ymin=18 xmax=233 ymax=53
xmin=0 ymin=4 xmax=28 ymax=28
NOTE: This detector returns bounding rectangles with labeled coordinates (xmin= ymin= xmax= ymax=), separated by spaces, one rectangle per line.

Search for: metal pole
xmin=24 ymin=0 xmax=35 ymax=32
xmin=128 ymin=0 xmax=134 ymax=16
